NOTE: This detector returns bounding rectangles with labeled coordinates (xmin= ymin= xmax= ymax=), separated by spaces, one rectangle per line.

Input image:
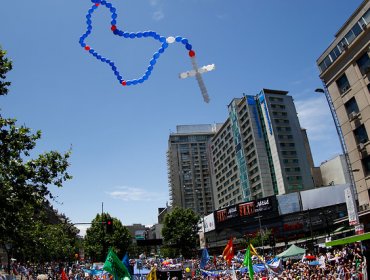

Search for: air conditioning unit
xmin=358 ymin=142 xmax=365 ymax=151
xmin=341 ymin=85 xmax=350 ymax=93
xmin=349 ymin=112 xmax=358 ymax=121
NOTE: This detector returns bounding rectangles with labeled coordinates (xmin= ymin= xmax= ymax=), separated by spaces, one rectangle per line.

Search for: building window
xmin=357 ymin=52 xmax=370 ymax=76
xmin=336 ymin=74 xmax=350 ymax=94
xmin=345 ymin=97 xmax=359 ymax=115
xmin=354 ymin=125 xmax=369 ymax=144
xmin=362 ymin=155 xmax=370 ymax=176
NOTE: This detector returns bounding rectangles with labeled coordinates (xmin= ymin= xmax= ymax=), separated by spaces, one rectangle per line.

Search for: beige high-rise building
xmin=317 ymin=0 xmax=370 ymax=210
xmin=167 ymin=124 xmax=222 ymax=215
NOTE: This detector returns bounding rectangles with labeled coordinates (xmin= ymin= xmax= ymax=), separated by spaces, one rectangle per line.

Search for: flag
xmin=222 ymin=238 xmax=234 ymax=265
xmin=146 ymin=266 xmax=157 ymax=280
xmin=243 ymin=245 xmax=254 ymax=280
xmin=103 ymin=248 xmax=131 ymax=279
xmin=61 ymin=269 xmax=68 ymax=280
xmin=122 ymin=252 xmax=130 ymax=272
xmin=200 ymin=248 xmax=210 ymax=269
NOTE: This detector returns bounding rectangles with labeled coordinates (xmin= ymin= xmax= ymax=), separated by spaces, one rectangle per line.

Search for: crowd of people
xmin=0 ymin=241 xmax=368 ymax=279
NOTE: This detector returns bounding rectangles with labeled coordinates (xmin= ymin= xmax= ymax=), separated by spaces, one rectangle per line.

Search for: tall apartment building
xmin=167 ymin=124 xmax=222 ymax=215
xmin=211 ymin=90 xmax=315 ymax=209
xmin=317 ymin=0 xmax=370 ymax=210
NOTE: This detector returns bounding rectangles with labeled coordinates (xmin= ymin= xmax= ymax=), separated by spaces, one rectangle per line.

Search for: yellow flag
xmin=146 ymin=266 xmax=157 ymax=280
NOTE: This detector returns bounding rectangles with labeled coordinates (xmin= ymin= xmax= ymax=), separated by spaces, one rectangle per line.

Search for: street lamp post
xmin=315 ymin=87 xmax=360 ymax=226
xmin=255 ymin=215 xmax=264 ymax=255
xmin=5 ymin=242 xmax=12 ymax=274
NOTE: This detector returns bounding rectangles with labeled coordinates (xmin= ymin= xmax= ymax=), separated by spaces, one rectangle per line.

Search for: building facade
xmin=317 ymin=0 xmax=370 ymax=211
xmin=211 ymin=90 xmax=315 ymax=209
xmin=257 ymin=89 xmax=315 ymax=194
xmin=167 ymin=124 xmax=222 ymax=215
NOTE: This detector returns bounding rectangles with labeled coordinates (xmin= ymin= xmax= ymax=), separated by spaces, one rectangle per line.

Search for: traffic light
xmin=106 ymin=219 xmax=114 ymax=234
xmin=269 ymin=234 xmax=275 ymax=248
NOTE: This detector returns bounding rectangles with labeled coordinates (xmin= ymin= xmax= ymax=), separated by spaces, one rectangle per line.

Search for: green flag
xmin=243 ymin=245 xmax=254 ymax=280
xmin=103 ymin=248 xmax=131 ymax=280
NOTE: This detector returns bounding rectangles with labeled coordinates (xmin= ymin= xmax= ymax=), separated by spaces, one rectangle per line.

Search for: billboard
xmin=301 ymin=184 xmax=347 ymax=210
xmin=215 ymin=196 xmax=277 ymax=224
xmin=204 ymin=213 xmax=216 ymax=233
xmin=276 ymin=192 xmax=301 ymax=215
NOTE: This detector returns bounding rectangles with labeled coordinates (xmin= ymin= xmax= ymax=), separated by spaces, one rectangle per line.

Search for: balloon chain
xmin=79 ymin=0 xmax=196 ymax=86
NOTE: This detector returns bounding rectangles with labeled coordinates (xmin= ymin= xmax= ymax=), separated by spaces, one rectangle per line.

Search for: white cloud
xmin=152 ymin=10 xmax=164 ymax=21
xmin=107 ymin=186 xmax=166 ymax=201
xmin=149 ymin=0 xmax=160 ymax=6
xmin=148 ymin=0 xmax=164 ymax=21
xmin=295 ymin=97 xmax=336 ymax=141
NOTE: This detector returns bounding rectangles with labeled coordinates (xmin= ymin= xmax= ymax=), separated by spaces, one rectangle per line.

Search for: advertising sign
xmin=345 ymin=187 xmax=359 ymax=226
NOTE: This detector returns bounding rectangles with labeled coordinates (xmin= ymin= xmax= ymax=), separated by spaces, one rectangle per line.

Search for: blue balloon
xmin=137 ymin=32 xmax=143 ymax=38
xmin=175 ymin=36 xmax=183 ymax=42
xmin=181 ymin=38 xmax=188 ymax=44
xmin=111 ymin=20 xmax=117 ymax=25
xmin=185 ymin=43 xmax=192 ymax=50
xmin=153 ymin=52 xmax=160 ymax=59
xmin=129 ymin=33 xmax=136 ymax=38
xmin=162 ymin=42 xmax=168 ymax=49
xmin=123 ymin=32 xmax=130 ymax=38
xmin=150 ymin=59 xmax=156 ymax=66
xmin=112 ymin=13 xmax=117 ymax=19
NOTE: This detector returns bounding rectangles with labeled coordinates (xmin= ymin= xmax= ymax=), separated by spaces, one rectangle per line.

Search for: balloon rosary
xmin=79 ymin=0 xmax=215 ymax=103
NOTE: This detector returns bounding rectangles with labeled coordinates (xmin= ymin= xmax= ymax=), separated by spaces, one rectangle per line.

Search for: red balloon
xmin=189 ymin=50 xmax=195 ymax=57
xmin=95 ymin=3 xmax=100 ymax=6
xmin=121 ymin=81 xmax=127 ymax=86
xmin=84 ymin=46 xmax=91 ymax=51
xmin=111 ymin=25 xmax=117 ymax=31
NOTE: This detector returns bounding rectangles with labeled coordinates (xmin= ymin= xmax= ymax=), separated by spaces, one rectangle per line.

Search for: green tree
xmin=161 ymin=207 xmax=200 ymax=259
xmin=0 ymin=46 xmax=73 ymax=262
xmin=84 ymin=213 xmax=132 ymax=261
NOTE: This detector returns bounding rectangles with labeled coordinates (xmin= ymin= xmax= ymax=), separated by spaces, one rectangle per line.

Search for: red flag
xmin=61 ymin=269 xmax=68 ymax=280
xmin=222 ymin=238 xmax=234 ymax=265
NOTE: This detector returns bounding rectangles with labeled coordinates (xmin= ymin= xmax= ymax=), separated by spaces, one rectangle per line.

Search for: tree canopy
xmin=0 ymin=45 xmax=75 ymax=261
xmin=84 ymin=213 xmax=132 ymax=261
xmin=161 ymin=207 xmax=200 ymax=258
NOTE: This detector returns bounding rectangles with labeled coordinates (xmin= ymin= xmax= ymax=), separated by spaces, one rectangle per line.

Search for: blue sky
xmin=0 ymin=0 xmax=363 ymax=235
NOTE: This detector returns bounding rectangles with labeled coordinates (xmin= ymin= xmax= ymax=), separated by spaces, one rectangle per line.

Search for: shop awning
xmin=325 ymin=232 xmax=370 ymax=247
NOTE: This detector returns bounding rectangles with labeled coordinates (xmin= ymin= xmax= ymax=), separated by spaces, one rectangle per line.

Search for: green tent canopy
xmin=325 ymin=232 xmax=370 ymax=247
xmin=276 ymin=244 xmax=306 ymax=259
